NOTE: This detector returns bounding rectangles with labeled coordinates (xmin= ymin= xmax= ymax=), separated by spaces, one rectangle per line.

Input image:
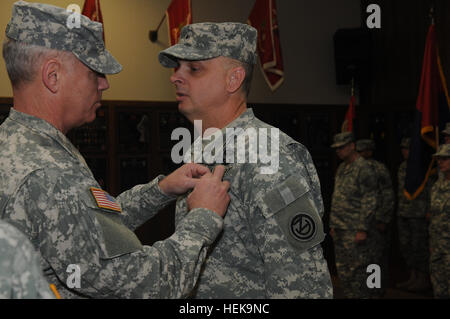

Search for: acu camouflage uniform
xmin=429 ymin=145 xmax=450 ymax=298
xmin=159 ymin=22 xmax=332 ymax=298
xmin=365 ymin=159 xmax=394 ymax=226
xmin=0 ymin=220 xmax=54 ymax=299
xmin=1 ymin=2 xmax=225 ymax=299
xmin=356 ymin=139 xmax=395 ymax=292
xmin=397 ymin=161 xmax=432 ymax=274
xmin=175 ymin=109 xmax=333 ymax=298
xmin=330 ymin=141 xmax=380 ymax=298
xmin=0 ymin=109 xmax=223 ymax=299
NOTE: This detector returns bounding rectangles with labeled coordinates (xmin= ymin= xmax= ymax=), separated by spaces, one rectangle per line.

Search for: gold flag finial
xmin=429 ymin=4 xmax=435 ymax=25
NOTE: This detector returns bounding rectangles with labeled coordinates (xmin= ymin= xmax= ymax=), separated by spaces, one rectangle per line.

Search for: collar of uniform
xmin=8 ymin=108 xmax=90 ymax=169
xmin=184 ymin=108 xmax=255 ymax=164
xmin=222 ymin=108 xmax=255 ymax=131
xmin=341 ymin=154 xmax=364 ymax=173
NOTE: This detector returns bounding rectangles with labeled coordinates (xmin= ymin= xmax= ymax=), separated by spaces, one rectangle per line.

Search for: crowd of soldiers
xmin=330 ymin=122 xmax=450 ymax=299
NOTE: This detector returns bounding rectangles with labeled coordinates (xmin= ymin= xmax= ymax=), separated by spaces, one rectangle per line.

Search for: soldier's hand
xmin=187 ymin=165 xmax=230 ymax=218
xmin=159 ymin=163 xmax=211 ymax=196
xmin=355 ymin=231 xmax=367 ymax=243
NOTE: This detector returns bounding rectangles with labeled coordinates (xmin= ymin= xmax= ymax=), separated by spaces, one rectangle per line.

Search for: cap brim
xmin=432 ymin=152 xmax=450 ymax=157
xmin=159 ymin=43 xmax=219 ymax=68
xmin=73 ymin=49 xmax=122 ymax=75
xmin=331 ymin=142 xmax=349 ymax=148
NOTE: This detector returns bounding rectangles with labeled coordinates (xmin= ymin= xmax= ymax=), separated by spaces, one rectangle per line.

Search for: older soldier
xmin=0 ymin=220 xmax=54 ymax=299
xmin=0 ymin=1 xmax=230 ymax=299
xmin=356 ymin=139 xmax=394 ymax=296
xmin=429 ymin=144 xmax=450 ymax=298
xmin=158 ymin=22 xmax=333 ymax=298
xmin=329 ymin=132 xmax=379 ymax=298
xmin=396 ymin=137 xmax=432 ymax=292
xmin=442 ymin=122 xmax=450 ymax=144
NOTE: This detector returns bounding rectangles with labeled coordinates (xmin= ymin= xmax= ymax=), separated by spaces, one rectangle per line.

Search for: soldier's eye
xmin=190 ymin=65 xmax=201 ymax=73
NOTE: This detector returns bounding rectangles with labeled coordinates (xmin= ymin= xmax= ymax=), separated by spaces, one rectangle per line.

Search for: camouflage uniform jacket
xmin=330 ymin=156 xmax=378 ymax=231
xmin=0 ymin=220 xmax=54 ymax=299
xmin=0 ymin=109 xmax=223 ymax=299
xmin=429 ymin=176 xmax=450 ymax=258
xmin=397 ymin=160 xmax=431 ymax=218
xmin=175 ymin=108 xmax=333 ymax=299
xmin=367 ymin=159 xmax=394 ymax=224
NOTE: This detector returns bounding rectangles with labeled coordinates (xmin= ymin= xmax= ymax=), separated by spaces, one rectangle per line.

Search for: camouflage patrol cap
xmin=356 ymin=139 xmax=375 ymax=152
xmin=331 ymin=132 xmax=354 ymax=148
xmin=433 ymin=144 xmax=450 ymax=157
xmin=159 ymin=22 xmax=257 ymax=68
xmin=400 ymin=137 xmax=411 ymax=149
xmin=442 ymin=122 xmax=450 ymax=135
xmin=5 ymin=1 xmax=122 ymax=74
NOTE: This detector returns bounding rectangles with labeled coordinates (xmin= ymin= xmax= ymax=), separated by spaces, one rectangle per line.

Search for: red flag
xmin=248 ymin=0 xmax=284 ymax=91
xmin=405 ymin=23 xmax=450 ymax=199
xmin=341 ymin=95 xmax=356 ymax=132
xmin=415 ymin=24 xmax=449 ymax=148
xmin=166 ymin=0 xmax=192 ymax=46
xmin=82 ymin=0 xmax=105 ymax=43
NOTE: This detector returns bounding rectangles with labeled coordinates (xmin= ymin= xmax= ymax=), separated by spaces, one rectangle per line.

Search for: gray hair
xmin=240 ymin=61 xmax=254 ymax=98
xmin=2 ymin=37 xmax=70 ymax=88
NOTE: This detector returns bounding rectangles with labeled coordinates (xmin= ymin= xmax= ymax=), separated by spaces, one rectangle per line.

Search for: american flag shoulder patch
xmin=90 ymin=187 xmax=122 ymax=213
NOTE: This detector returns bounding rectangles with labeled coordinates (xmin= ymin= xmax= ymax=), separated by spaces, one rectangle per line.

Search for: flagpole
xmin=351 ymin=76 xmax=355 ymax=97
xmin=149 ymin=14 xmax=167 ymax=42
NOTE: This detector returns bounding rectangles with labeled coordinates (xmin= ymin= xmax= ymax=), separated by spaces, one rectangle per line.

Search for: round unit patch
xmin=290 ymin=213 xmax=316 ymax=241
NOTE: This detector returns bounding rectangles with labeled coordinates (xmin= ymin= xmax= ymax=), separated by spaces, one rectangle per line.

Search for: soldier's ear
xmin=42 ymin=58 xmax=61 ymax=94
xmin=226 ymin=66 xmax=245 ymax=94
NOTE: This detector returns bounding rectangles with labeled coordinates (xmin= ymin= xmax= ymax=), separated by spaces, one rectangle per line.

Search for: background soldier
xmin=396 ymin=137 xmax=432 ymax=292
xmin=428 ymin=144 xmax=450 ymax=298
xmin=442 ymin=122 xmax=450 ymax=144
xmin=356 ymin=138 xmax=395 ymax=296
xmin=329 ymin=132 xmax=380 ymax=298
xmin=0 ymin=220 xmax=54 ymax=299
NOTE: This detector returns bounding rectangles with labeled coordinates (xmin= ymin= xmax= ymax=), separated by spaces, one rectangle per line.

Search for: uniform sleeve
xmin=375 ymin=165 xmax=395 ymax=224
xmin=116 ymin=175 xmax=177 ymax=230
xmin=397 ymin=164 xmax=406 ymax=207
xmin=0 ymin=223 xmax=54 ymax=299
xmin=9 ymin=169 xmax=223 ymax=298
xmin=357 ymin=163 xmax=378 ymax=231
xmin=251 ymin=203 xmax=332 ymax=298
xmin=245 ymin=155 xmax=332 ymax=298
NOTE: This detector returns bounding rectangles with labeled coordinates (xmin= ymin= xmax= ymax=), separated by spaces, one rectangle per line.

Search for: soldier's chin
xmin=177 ymin=102 xmax=192 ymax=117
